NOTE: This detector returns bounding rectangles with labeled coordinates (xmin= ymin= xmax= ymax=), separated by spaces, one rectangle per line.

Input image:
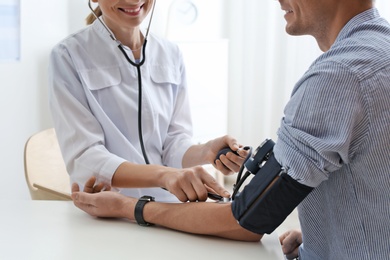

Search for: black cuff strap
xmin=134 ymin=195 xmax=155 ymax=226
xmin=232 ymin=153 xmax=313 ymax=234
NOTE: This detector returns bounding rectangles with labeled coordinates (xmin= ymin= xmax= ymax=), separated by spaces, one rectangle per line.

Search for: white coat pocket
xmin=80 ymin=67 xmax=122 ymax=91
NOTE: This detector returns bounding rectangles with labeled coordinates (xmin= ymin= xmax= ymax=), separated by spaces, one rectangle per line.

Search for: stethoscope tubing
xmin=118 ymin=42 xmax=150 ymax=164
xmin=88 ymin=0 xmax=156 ymax=165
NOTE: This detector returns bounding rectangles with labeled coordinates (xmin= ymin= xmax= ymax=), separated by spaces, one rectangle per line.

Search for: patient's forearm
xmin=142 ymin=201 xmax=263 ymax=242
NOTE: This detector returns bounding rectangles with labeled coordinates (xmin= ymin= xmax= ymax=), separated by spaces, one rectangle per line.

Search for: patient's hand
xmin=279 ymin=229 xmax=302 ymax=259
xmin=71 ymin=177 xmax=136 ymax=220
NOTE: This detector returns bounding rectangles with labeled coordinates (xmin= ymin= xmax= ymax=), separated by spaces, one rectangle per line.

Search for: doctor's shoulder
xmin=148 ymin=33 xmax=182 ymax=55
xmin=50 ymin=25 xmax=94 ymax=53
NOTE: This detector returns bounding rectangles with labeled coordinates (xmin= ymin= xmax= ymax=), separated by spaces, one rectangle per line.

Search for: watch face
xmin=173 ymin=0 xmax=198 ymax=25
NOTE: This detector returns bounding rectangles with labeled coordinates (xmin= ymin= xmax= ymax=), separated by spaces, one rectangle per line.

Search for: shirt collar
xmin=92 ymin=16 xmax=119 ymax=43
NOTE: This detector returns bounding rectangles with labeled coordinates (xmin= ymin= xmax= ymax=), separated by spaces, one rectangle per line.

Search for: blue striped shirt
xmin=274 ymin=8 xmax=390 ymax=260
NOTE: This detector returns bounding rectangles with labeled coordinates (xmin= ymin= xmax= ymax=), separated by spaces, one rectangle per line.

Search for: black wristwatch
xmin=134 ymin=195 xmax=155 ymax=226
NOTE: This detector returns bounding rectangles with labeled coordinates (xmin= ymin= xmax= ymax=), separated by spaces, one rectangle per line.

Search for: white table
xmin=0 ymin=200 xmax=284 ymax=260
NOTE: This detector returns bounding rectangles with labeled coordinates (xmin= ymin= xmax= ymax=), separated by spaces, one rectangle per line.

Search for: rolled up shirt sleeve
xmin=274 ymin=61 xmax=367 ymax=188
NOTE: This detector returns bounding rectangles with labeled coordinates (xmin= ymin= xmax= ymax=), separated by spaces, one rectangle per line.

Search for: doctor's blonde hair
xmin=86 ymin=6 xmax=102 ymax=25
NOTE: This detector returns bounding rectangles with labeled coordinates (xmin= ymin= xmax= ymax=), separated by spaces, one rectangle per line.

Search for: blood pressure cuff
xmin=231 ymin=154 xmax=313 ymax=234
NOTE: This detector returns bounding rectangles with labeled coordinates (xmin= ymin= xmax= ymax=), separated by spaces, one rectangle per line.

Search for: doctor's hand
xmin=161 ymin=166 xmax=230 ymax=202
xmin=279 ymin=229 xmax=302 ymax=260
xmin=207 ymin=135 xmax=248 ymax=175
xmin=72 ymin=178 xmax=136 ymax=219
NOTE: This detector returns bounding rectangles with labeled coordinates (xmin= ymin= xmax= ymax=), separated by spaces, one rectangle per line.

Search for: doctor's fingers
xmin=92 ymin=182 xmax=111 ymax=193
xmin=188 ymin=178 xmax=210 ymax=202
xmin=168 ymin=169 xmax=222 ymax=202
xmin=169 ymin=186 xmax=192 ymax=202
xmin=215 ymin=155 xmax=241 ymax=175
xmin=168 ymin=175 xmax=208 ymax=202
xmin=225 ymin=150 xmax=247 ymax=169
xmin=82 ymin=176 xmax=97 ymax=193
xmin=82 ymin=176 xmax=111 ymax=193
xmin=182 ymin=181 xmax=208 ymax=202
xmin=200 ymin=171 xmax=230 ymax=198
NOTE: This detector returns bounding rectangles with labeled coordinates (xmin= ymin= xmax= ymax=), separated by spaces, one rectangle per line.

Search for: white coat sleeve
xmin=161 ymin=49 xmax=195 ymax=168
xmin=48 ymin=44 xmax=125 ymax=186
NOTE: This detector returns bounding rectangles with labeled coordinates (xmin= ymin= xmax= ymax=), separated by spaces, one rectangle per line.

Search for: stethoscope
xmin=88 ymin=0 xmax=157 ymax=165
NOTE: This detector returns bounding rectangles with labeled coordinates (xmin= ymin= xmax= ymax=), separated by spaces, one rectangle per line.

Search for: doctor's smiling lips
xmin=119 ymin=4 xmax=144 ymax=17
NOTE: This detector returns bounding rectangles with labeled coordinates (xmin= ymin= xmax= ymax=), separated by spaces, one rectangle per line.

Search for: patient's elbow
xmin=219 ymin=226 xmax=263 ymax=242
xmin=247 ymin=233 xmax=263 ymax=242
xmin=238 ymin=230 xmax=263 ymax=242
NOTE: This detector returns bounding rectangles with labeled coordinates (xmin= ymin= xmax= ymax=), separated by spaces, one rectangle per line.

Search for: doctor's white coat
xmin=49 ymin=20 xmax=194 ymax=202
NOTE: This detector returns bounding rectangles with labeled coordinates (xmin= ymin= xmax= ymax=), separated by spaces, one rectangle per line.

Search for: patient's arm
xmin=72 ymin=181 xmax=262 ymax=242
xmin=143 ymin=200 xmax=262 ymax=241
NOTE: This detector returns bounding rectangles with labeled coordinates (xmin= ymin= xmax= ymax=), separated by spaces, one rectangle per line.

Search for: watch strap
xmin=134 ymin=195 xmax=155 ymax=226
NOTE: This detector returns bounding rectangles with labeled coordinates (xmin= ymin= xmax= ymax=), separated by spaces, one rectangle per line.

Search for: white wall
xmin=68 ymin=0 xmax=90 ymax=33
xmin=151 ymin=0 xmax=229 ymax=143
xmin=0 ymin=0 xmax=70 ymax=199
xmin=376 ymin=1 xmax=390 ymax=21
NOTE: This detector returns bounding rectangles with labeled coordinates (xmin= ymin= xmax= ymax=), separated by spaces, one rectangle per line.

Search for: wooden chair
xmin=24 ymin=128 xmax=71 ymax=200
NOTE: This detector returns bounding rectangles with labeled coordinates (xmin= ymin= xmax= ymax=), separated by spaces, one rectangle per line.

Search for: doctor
xmin=48 ymin=0 xmax=244 ymax=203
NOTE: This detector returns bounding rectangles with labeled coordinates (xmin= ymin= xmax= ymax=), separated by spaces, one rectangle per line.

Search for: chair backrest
xmin=24 ymin=128 xmax=71 ymax=200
